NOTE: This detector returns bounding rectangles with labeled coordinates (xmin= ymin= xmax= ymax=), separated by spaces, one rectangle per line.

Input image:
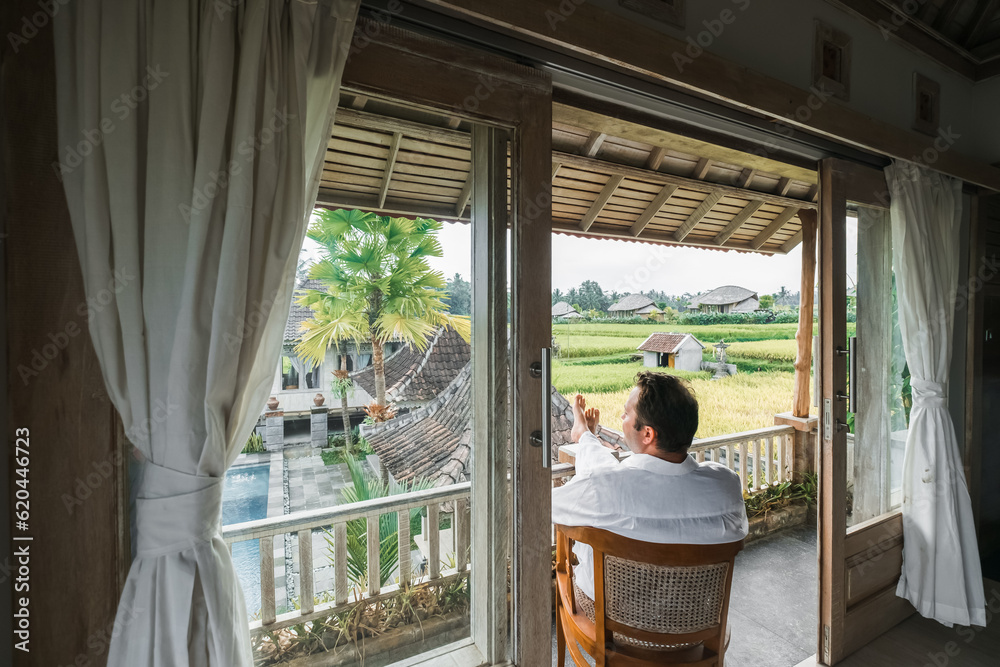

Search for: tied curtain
xmin=53 ymin=1 xmax=360 ymax=664
xmin=886 ymin=160 xmax=986 ymax=627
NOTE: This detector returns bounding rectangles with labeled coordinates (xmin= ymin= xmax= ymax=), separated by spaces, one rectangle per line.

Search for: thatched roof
xmin=608 ymin=293 xmax=659 ymax=313
xmin=552 ymin=301 xmax=582 ymax=317
xmin=689 ymin=285 xmax=758 ymax=307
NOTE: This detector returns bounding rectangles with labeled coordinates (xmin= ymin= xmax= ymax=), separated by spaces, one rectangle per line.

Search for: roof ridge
xmin=389 ymin=326 xmax=444 ymax=402
xmin=361 ymin=361 xmax=471 ymax=439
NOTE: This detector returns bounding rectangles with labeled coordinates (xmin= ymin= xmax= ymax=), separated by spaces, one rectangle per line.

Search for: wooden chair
xmin=554 ymin=524 xmax=744 ymax=667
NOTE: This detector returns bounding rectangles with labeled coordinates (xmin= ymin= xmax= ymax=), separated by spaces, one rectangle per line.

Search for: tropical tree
xmin=323 ymin=454 xmax=434 ymax=589
xmin=445 ymin=273 xmax=471 ymax=316
xmin=295 ymin=209 xmax=471 ymax=406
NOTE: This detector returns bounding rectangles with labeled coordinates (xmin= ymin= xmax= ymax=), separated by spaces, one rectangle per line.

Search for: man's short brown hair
xmin=633 ymin=371 xmax=699 ymax=454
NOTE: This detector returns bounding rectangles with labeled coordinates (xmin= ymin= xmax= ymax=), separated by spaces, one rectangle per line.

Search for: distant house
xmin=552 ymin=301 xmax=584 ymax=319
xmin=687 ymin=285 xmax=759 ymax=313
xmin=637 ymin=333 xmax=705 ymax=372
xmin=607 ymin=293 xmax=663 ymax=319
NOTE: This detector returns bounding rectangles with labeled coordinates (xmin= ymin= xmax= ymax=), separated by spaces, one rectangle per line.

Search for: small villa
xmin=607 ymin=293 xmax=663 ymax=319
xmin=637 ymin=332 xmax=705 ymax=372
xmin=687 ymin=285 xmax=760 ymax=313
xmin=551 ymin=301 xmax=584 ymax=319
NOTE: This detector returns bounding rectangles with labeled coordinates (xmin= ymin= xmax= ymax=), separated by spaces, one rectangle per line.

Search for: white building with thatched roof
xmin=552 ymin=301 xmax=584 ymax=319
xmin=687 ymin=285 xmax=759 ymax=313
xmin=607 ymin=293 xmax=662 ymax=318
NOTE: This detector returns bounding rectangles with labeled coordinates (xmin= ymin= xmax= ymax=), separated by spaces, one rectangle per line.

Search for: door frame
xmin=339 ymin=19 xmax=553 ymax=665
xmin=817 ymin=158 xmax=915 ymax=664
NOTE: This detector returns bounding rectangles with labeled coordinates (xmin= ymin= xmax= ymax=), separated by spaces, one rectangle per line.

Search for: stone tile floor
xmin=552 ymin=523 xmax=819 ymax=667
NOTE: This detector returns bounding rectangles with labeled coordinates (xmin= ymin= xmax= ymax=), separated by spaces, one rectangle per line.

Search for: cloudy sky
xmin=424 ymin=221 xmax=814 ymax=297
xmin=303 ymin=218 xmax=856 ymax=297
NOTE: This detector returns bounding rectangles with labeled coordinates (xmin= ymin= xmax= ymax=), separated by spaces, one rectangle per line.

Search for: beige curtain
xmin=53 ymin=1 xmax=359 ymax=664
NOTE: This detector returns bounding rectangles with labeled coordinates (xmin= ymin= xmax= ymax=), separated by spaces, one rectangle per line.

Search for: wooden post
xmin=793 ymin=209 xmax=818 ymax=417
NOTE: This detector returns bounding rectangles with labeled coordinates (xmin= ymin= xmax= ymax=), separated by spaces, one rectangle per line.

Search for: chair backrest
xmin=555 ymin=524 xmax=744 ymax=664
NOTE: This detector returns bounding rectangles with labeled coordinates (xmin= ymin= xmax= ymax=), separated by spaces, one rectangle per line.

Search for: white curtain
xmin=886 ymin=160 xmax=986 ymax=627
xmin=53 ymin=1 xmax=359 ymax=664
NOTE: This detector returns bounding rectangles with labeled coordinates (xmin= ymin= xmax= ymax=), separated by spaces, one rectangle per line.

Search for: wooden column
xmin=793 ymin=209 xmax=818 ymax=417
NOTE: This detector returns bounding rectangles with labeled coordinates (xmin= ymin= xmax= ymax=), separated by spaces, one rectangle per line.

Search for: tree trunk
xmin=372 ymin=337 xmax=386 ymax=405
xmin=339 ymin=348 xmax=352 ymax=453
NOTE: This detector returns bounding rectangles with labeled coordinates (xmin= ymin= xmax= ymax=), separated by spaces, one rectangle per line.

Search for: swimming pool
xmin=222 ymin=464 xmax=271 ymax=616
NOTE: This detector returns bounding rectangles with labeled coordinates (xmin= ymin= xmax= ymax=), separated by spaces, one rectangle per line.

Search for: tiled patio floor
xmin=552 ymin=523 xmax=819 ymax=667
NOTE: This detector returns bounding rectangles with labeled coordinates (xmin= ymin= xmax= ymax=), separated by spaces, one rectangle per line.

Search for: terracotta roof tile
xmin=361 ymin=363 xmax=627 ymax=485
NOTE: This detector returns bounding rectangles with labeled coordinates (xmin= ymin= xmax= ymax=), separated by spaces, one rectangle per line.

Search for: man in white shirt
xmin=552 ymin=371 xmax=748 ymax=601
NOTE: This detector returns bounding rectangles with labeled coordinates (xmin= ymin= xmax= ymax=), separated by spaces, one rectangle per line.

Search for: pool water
xmin=222 ymin=464 xmax=270 ymax=616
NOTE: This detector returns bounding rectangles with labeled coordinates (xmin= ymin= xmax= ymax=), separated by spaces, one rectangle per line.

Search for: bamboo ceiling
xmin=317 ymin=94 xmax=819 ymax=255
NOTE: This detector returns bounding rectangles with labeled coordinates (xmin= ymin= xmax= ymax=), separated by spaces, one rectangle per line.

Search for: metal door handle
xmin=848 ymin=336 xmax=857 ymax=414
xmin=535 ymin=348 xmax=551 ymax=468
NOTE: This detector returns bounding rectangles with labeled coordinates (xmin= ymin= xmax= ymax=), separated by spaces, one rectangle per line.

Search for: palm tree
xmin=295 ymin=208 xmax=470 ymax=406
xmin=323 ymin=454 xmax=434 ymax=589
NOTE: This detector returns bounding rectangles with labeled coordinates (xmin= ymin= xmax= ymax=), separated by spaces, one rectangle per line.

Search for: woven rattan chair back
xmin=554 ymin=524 xmax=744 ymax=667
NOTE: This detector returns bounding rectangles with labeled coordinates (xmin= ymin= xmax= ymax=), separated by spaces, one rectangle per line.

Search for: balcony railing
xmin=226 ymin=424 xmax=796 ymax=637
xmin=222 ymin=483 xmax=470 ymax=632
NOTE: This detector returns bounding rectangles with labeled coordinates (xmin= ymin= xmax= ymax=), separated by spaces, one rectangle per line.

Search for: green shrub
xmin=242 ymin=430 xmax=265 ymax=453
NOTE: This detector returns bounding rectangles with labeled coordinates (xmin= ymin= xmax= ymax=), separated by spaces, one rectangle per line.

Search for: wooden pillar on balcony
xmin=793 ymin=209 xmax=818 ymax=417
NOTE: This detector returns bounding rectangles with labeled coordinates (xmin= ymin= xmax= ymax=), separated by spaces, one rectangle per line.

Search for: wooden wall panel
xmin=2 ymin=3 xmax=127 ymax=666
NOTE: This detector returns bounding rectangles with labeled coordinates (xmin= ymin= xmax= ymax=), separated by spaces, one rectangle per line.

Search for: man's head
xmin=621 ymin=371 xmax=698 ymax=457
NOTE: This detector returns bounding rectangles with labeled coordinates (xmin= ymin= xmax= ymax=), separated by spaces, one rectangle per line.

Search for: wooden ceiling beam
xmin=735 ymin=168 xmax=756 ymax=188
xmin=552 ymin=161 xmax=562 ymax=180
xmin=316 ymin=190 xmax=469 ymax=222
xmin=713 ymin=200 xmax=765 ymax=245
xmin=582 ymin=131 xmax=607 ymax=157
xmin=776 ymin=176 xmax=793 ymax=196
xmin=674 ymin=192 xmax=724 ymax=242
xmin=454 ymin=176 xmax=473 ymax=216
xmin=335 ymin=107 xmax=470 ymax=147
xmin=377 ymin=132 xmax=403 ymax=208
xmin=645 ymin=146 xmax=666 ymax=171
xmin=963 ymin=0 xmax=999 ymax=47
xmin=553 ymin=151 xmax=817 ymax=210
xmin=691 ymin=157 xmax=713 ymax=180
xmin=552 ymin=220 xmax=780 ymax=254
xmin=750 ymin=207 xmax=801 ymax=250
xmin=580 ymin=174 xmax=624 ymax=232
xmin=349 ymin=94 xmax=368 ymax=110
xmin=630 ymin=184 xmax=679 ymax=237
xmin=780 ymin=229 xmax=804 ymax=253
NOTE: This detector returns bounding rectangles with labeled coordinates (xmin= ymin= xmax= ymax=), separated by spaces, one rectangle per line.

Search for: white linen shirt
xmin=552 ymin=431 xmax=749 ymax=599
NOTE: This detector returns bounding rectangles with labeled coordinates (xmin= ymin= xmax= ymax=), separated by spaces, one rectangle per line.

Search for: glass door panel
xmin=846 ymin=207 xmax=908 ymax=528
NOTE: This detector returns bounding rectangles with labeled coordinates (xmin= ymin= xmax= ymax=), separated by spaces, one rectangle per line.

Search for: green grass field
xmin=552 ymin=321 xmax=819 ymax=437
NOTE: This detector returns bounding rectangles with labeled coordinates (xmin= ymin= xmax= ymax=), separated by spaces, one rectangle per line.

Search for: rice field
xmin=723 ymin=339 xmax=800 ymax=363
xmin=554 ymin=366 xmax=806 ymax=439
xmin=552 ymin=321 xmax=820 ymax=438
xmin=554 ymin=322 xmax=804 ymax=342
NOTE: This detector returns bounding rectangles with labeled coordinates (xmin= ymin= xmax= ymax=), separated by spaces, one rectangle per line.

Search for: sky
xmin=425 ymin=221 xmax=809 ymax=298
xmin=302 ymin=218 xmax=856 ymax=297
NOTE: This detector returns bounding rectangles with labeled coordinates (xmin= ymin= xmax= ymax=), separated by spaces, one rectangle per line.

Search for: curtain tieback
xmin=910 ymin=379 xmax=947 ymax=409
xmin=135 ymin=462 xmax=224 ymax=557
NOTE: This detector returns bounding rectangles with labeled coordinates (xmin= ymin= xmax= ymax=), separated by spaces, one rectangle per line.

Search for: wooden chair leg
xmin=556 ymin=611 xmax=566 ymax=667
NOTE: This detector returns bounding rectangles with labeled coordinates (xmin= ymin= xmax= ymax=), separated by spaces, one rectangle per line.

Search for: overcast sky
xmin=303 ymin=219 xmax=857 ymax=297
xmin=423 ymin=221 xmax=813 ymax=297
